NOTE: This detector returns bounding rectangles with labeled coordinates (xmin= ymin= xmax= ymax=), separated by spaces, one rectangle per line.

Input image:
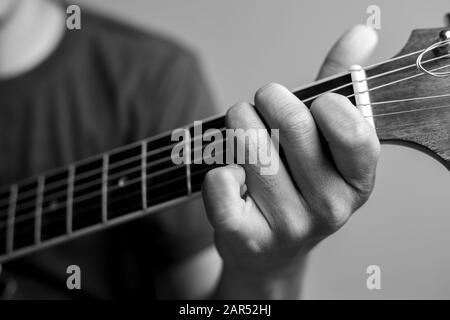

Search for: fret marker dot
xmin=118 ymin=177 xmax=126 ymax=188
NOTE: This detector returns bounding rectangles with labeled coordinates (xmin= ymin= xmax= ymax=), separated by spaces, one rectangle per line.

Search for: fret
xmin=102 ymin=154 xmax=109 ymax=223
xmin=34 ymin=175 xmax=45 ymax=244
xmin=107 ymin=145 xmax=142 ymax=220
xmin=185 ymin=128 xmax=192 ymax=195
xmin=41 ymin=169 xmax=69 ymax=240
xmin=72 ymin=157 xmax=103 ymax=230
xmin=13 ymin=180 xmax=37 ymax=250
xmin=141 ymin=140 xmax=147 ymax=210
xmin=0 ymin=188 xmax=9 ymax=254
xmin=147 ymin=134 xmax=188 ymax=207
xmin=189 ymin=116 xmax=226 ymax=193
xmin=6 ymin=185 xmax=17 ymax=253
xmin=66 ymin=165 xmax=75 ymax=234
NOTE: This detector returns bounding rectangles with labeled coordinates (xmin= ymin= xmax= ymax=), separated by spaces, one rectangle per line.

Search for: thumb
xmin=202 ymin=165 xmax=247 ymax=232
xmin=317 ymin=24 xmax=378 ymax=79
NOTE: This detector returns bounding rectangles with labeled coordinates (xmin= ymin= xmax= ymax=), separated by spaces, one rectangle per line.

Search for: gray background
xmin=73 ymin=0 xmax=450 ymax=299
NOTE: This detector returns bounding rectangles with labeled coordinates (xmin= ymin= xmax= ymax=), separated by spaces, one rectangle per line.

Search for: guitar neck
xmin=0 ymin=115 xmax=227 ymax=263
xmin=1 ymin=42 xmax=449 ymax=263
xmin=0 ymin=71 xmax=356 ymax=263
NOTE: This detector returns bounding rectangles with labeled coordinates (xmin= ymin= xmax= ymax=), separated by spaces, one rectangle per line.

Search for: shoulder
xmin=81 ymin=10 xmax=197 ymax=71
xmin=75 ymin=10 xmax=202 ymax=102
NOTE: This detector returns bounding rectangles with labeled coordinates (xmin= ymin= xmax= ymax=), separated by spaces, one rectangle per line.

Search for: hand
xmin=202 ymin=25 xmax=380 ymax=298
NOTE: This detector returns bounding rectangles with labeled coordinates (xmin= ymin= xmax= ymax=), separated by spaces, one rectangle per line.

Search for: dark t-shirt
xmin=0 ymin=10 xmax=216 ymax=299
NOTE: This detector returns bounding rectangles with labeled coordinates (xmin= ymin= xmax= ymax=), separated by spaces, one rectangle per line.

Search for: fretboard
xmin=0 ymin=116 xmax=229 ymax=263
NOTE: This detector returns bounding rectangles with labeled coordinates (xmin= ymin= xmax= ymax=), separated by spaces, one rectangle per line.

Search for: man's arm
xmin=165 ymin=24 xmax=379 ymax=300
xmin=207 ymin=25 xmax=379 ymax=299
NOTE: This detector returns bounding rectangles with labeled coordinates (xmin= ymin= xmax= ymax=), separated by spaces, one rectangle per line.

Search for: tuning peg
xmin=439 ymin=29 xmax=450 ymax=40
xmin=432 ymin=29 xmax=450 ymax=57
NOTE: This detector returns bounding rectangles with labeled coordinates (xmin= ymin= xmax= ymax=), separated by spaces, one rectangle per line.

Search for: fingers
xmin=310 ymin=93 xmax=380 ymax=198
xmin=254 ymin=83 xmax=341 ymax=192
xmin=224 ymin=102 xmax=308 ymax=236
xmin=254 ymin=83 xmax=355 ymax=228
xmin=204 ymin=25 xmax=380 ymax=245
xmin=317 ymin=24 xmax=378 ymax=79
xmin=202 ymin=165 xmax=247 ymax=232
xmin=202 ymin=164 xmax=283 ymax=244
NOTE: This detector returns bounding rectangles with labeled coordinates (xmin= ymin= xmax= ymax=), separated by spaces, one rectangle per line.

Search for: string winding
xmin=416 ymin=39 xmax=450 ymax=78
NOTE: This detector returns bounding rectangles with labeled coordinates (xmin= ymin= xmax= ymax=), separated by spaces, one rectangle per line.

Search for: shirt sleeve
xmin=127 ymin=44 xmax=219 ymax=268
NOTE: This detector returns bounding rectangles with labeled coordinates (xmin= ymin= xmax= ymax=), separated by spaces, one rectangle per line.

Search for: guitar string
xmin=1 ymin=51 xmax=449 ymax=209
xmin=0 ymin=46 xmax=438 ymax=198
xmin=348 ymin=62 xmax=450 ymax=99
xmin=370 ymin=114 xmax=450 ymax=132
xmin=4 ymin=100 xmax=450 ymax=246
xmin=4 ymin=96 xmax=450 ymax=232
xmin=5 ymin=56 xmax=448 ymax=204
xmin=0 ymin=58 xmax=449 ymax=220
xmin=2 ymin=42 xmax=447 ymax=203
xmin=1 ymin=46 xmax=450 ymax=219
xmin=369 ymin=103 xmax=450 ymax=118
xmin=301 ymin=38 xmax=450 ymax=102
xmin=360 ymin=92 xmax=450 ymax=106
xmin=0 ymin=45 xmax=447 ymax=205
xmin=0 ymin=137 xmax=228 ymax=216
xmin=290 ymin=46 xmax=435 ymax=95
xmin=0 ymin=127 xmax=228 ymax=209
xmin=7 ymin=103 xmax=450 ymax=242
xmin=1 ymin=60 xmax=450 ymax=218
xmin=300 ymin=52 xmax=450 ymax=103
xmin=3 ymin=42 xmax=450 ymax=256
xmin=4 ymin=104 xmax=450 ymax=239
xmin=0 ymin=155 xmax=226 ymax=232
xmin=1 ymin=165 xmax=218 ymax=246
xmin=1 ymin=145 xmax=232 ymax=228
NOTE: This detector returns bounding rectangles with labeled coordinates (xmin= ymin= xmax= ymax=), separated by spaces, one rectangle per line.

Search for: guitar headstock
xmin=367 ymin=27 xmax=450 ymax=170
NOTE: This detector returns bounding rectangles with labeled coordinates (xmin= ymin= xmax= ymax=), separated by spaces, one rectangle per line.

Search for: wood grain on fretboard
xmin=0 ymin=115 xmax=228 ymax=262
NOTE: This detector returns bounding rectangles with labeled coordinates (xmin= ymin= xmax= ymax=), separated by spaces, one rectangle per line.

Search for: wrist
xmin=214 ymin=257 xmax=308 ymax=299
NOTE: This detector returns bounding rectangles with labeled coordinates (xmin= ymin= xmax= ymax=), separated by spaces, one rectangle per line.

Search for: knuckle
xmin=272 ymin=207 xmax=312 ymax=244
xmin=315 ymin=196 xmax=351 ymax=232
xmin=280 ymin=108 xmax=316 ymax=141
xmin=265 ymin=99 xmax=315 ymax=146
xmin=282 ymin=218 xmax=310 ymax=243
